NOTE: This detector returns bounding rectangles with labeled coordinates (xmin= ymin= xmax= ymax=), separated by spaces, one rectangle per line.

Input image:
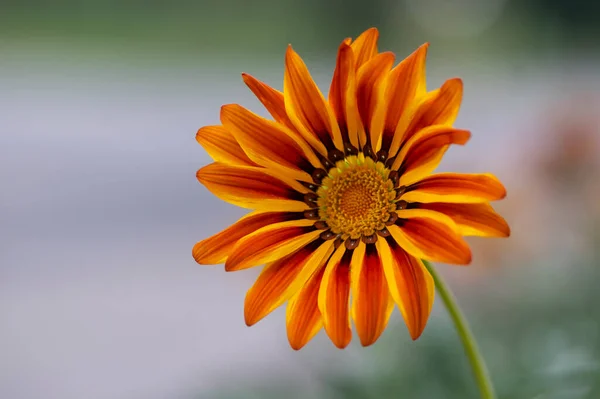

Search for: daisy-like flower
xmin=193 ymin=28 xmax=509 ymax=350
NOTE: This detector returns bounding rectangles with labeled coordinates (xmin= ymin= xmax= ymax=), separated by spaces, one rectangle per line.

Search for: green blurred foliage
xmin=2 ymin=0 xmax=599 ymax=59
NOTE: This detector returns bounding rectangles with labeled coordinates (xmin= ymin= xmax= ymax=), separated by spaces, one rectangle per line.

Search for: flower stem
xmin=422 ymin=260 xmax=496 ymax=399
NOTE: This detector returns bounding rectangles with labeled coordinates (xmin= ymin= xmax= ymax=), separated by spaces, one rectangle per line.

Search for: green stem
xmin=422 ymin=260 xmax=496 ymax=399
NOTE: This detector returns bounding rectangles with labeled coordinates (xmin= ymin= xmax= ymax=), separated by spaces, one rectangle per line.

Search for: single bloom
xmin=193 ymin=28 xmax=509 ymax=350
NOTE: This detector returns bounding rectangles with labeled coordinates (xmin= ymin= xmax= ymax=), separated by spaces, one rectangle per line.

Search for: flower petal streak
xmin=356 ymin=52 xmax=395 ymax=150
xmin=329 ymin=42 xmax=363 ymax=148
xmin=241 ymin=73 xmax=294 ymax=129
xmin=392 ymin=125 xmax=471 ymax=185
xmin=318 ymin=245 xmax=352 ymax=349
xmin=390 ymin=78 xmax=463 ymax=156
xmin=417 ymin=202 xmax=510 ymax=237
xmin=286 ymin=267 xmax=326 ymax=350
xmin=221 ymin=104 xmax=318 ymax=181
xmin=390 ymin=209 xmax=472 ymax=264
xmin=350 ymin=27 xmax=379 ymax=68
xmin=226 ymin=219 xmax=321 ymax=271
xmin=378 ymin=238 xmax=434 ymax=339
xmin=403 ymin=173 xmax=507 ymax=203
xmin=351 ymin=242 xmax=393 ymax=346
xmin=284 ymin=46 xmax=343 ymax=153
xmin=193 ymin=211 xmax=303 ymax=265
xmin=196 ymin=163 xmax=308 ymax=211
xmin=244 ymin=240 xmax=334 ymax=326
xmin=382 ymin=43 xmax=429 ymax=150
xmin=195 ymin=125 xmax=255 ymax=166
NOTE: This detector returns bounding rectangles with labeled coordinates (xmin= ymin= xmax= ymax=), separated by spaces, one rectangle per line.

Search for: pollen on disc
xmin=317 ymin=155 xmax=396 ymax=240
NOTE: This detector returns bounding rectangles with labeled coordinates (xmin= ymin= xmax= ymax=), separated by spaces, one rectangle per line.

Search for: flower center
xmin=317 ymin=154 xmax=397 ymax=240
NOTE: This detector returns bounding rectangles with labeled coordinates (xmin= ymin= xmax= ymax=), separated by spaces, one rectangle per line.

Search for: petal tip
xmin=451 ymin=243 xmax=473 ymax=265
xmin=363 ymin=27 xmax=379 ymax=38
xmin=196 ymin=167 xmax=207 ymax=183
xmin=410 ymin=330 xmax=423 ymax=340
xmin=447 ymin=77 xmax=464 ymax=89
xmin=332 ymin=339 xmax=351 ymax=349
xmin=195 ymin=127 xmax=204 ymax=143
xmin=219 ymin=103 xmax=233 ymax=116
xmin=457 ymin=129 xmax=472 ymax=144
xmin=192 ymin=241 xmax=208 ymax=264
xmin=500 ymin=221 xmax=511 ymax=237
xmin=285 ymin=45 xmax=298 ymax=63
xmin=240 ymin=72 xmax=251 ymax=82
xmin=359 ymin=338 xmax=376 ymax=347
xmin=499 ymin=186 xmax=508 ymax=200
xmin=244 ymin=312 xmax=257 ymax=327
xmin=462 ymin=249 xmax=473 ymax=265
xmin=224 ymin=259 xmax=240 ymax=272
xmin=289 ymin=342 xmax=304 ymax=351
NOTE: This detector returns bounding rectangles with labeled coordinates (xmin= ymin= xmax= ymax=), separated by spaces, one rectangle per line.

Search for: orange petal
xmin=356 ymin=52 xmax=395 ymax=150
xmin=192 ymin=211 xmax=304 ymax=265
xmin=220 ymin=104 xmax=319 ymax=181
xmin=382 ymin=43 xmax=429 ymax=150
xmin=329 ymin=42 xmax=363 ymax=148
xmin=286 ymin=266 xmax=326 ymax=350
xmin=225 ymin=219 xmax=322 ymax=271
xmin=318 ymin=245 xmax=352 ymax=349
xmin=350 ymin=28 xmax=379 ymax=69
xmin=377 ymin=237 xmax=434 ymax=340
xmin=244 ymin=240 xmax=334 ymax=326
xmin=350 ymin=242 xmax=394 ymax=346
xmin=402 ymin=173 xmax=507 ymax=204
xmin=389 ymin=78 xmax=463 ymax=156
xmin=195 ymin=125 xmax=255 ymax=166
xmin=241 ymin=73 xmax=295 ymax=130
xmin=417 ymin=202 xmax=510 ymax=237
xmin=284 ymin=46 xmax=343 ymax=154
xmin=391 ymin=125 xmax=471 ymax=185
xmin=196 ymin=163 xmax=308 ymax=211
xmin=389 ymin=209 xmax=472 ymax=265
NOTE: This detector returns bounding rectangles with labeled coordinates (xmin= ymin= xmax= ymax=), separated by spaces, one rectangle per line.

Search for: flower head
xmin=193 ymin=28 xmax=509 ymax=350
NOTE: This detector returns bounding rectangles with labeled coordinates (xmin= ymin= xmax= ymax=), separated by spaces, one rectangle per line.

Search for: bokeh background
xmin=2 ymin=0 xmax=600 ymax=398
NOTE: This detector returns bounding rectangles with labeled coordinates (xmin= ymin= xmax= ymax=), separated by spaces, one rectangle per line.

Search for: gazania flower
xmin=193 ymin=28 xmax=509 ymax=350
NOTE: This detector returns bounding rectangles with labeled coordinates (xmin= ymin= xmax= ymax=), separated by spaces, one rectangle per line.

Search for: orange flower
xmin=193 ymin=28 xmax=509 ymax=350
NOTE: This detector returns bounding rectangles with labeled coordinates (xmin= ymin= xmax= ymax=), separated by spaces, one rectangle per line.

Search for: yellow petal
xmin=377 ymin=237 xmax=434 ymax=339
xmin=350 ymin=27 xmax=379 ymax=69
xmin=389 ymin=78 xmax=463 ymax=156
xmin=391 ymin=125 xmax=471 ymax=185
xmin=195 ymin=125 xmax=255 ymax=166
xmin=196 ymin=163 xmax=308 ymax=211
xmin=318 ymin=244 xmax=352 ymax=349
xmin=417 ymin=202 xmax=510 ymax=237
xmin=286 ymin=266 xmax=326 ymax=350
xmin=402 ymin=173 xmax=507 ymax=203
xmin=389 ymin=209 xmax=472 ymax=265
xmin=356 ymin=52 xmax=395 ymax=150
xmin=241 ymin=73 xmax=295 ymax=130
xmin=284 ymin=46 xmax=343 ymax=154
xmin=225 ymin=219 xmax=320 ymax=271
xmin=220 ymin=104 xmax=319 ymax=181
xmin=244 ymin=240 xmax=334 ymax=326
xmin=192 ymin=211 xmax=303 ymax=265
xmin=382 ymin=43 xmax=429 ymax=150
xmin=350 ymin=242 xmax=394 ymax=346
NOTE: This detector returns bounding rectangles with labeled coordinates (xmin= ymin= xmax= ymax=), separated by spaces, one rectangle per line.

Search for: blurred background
xmin=1 ymin=0 xmax=600 ymax=398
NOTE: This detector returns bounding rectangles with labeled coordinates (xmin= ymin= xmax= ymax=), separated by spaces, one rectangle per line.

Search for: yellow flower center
xmin=317 ymin=154 xmax=397 ymax=240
